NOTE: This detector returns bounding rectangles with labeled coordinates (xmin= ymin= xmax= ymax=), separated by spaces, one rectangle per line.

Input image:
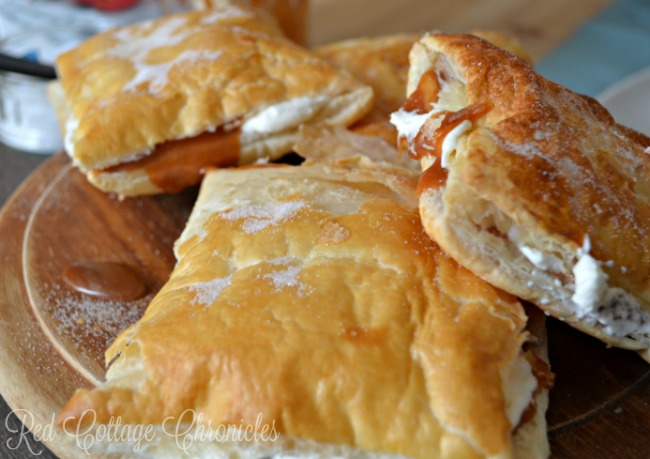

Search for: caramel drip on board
xmin=63 ymin=262 xmax=148 ymax=301
xmin=105 ymin=128 xmax=241 ymax=194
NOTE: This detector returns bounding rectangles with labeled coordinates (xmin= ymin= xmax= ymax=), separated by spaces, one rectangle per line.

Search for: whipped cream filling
xmin=502 ymin=354 xmax=537 ymax=429
xmin=508 ymin=227 xmax=565 ymax=273
xmin=508 ymin=227 xmax=650 ymax=338
xmin=441 ymin=120 xmax=471 ymax=168
xmin=390 ymin=60 xmax=470 ymax=168
xmin=241 ymin=96 xmax=329 ymax=141
xmin=568 ymin=237 xmax=650 ymax=337
xmin=515 ymin=233 xmax=650 ymax=338
xmin=519 ymin=245 xmax=564 ymax=272
xmin=64 ymin=115 xmax=79 ymax=158
xmin=571 ymin=237 xmax=608 ymax=317
xmin=390 ymin=106 xmax=472 ymax=168
xmin=390 ymin=107 xmax=442 ymax=144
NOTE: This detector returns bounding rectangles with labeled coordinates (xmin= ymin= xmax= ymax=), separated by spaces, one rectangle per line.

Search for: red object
xmin=76 ymin=0 xmax=140 ymax=12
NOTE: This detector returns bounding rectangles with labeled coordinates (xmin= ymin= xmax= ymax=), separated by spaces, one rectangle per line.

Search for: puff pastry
xmin=315 ymin=34 xmax=419 ymax=125
xmin=315 ymin=31 xmax=528 ymax=129
xmin=313 ymin=32 xmax=528 ymax=171
xmin=314 ymin=34 xmax=421 ymax=172
xmin=391 ymin=33 xmax=650 ymax=353
xmin=58 ymin=150 xmax=551 ymax=458
xmin=50 ymin=4 xmax=373 ymax=196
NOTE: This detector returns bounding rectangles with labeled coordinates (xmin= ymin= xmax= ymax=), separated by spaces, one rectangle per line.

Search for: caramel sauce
xmin=105 ymin=128 xmax=240 ymax=194
xmin=409 ymin=102 xmax=492 ymax=161
xmin=430 ymin=102 xmax=491 ymax=158
xmin=417 ymin=162 xmax=448 ymax=194
xmin=409 ymin=115 xmax=442 ymax=161
xmin=403 ymin=69 xmax=441 ymax=114
xmin=63 ymin=262 xmax=147 ymax=301
xmin=528 ymin=350 xmax=555 ymax=392
xmin=399 ymin=68 xmax=492 ymax=194
xmin=412 ymin=102 xmax=491 ymax=194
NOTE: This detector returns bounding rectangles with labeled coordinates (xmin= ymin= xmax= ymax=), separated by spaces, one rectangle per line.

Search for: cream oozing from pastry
xmin=441 ymin=119 xmax=471 ymax=168
xmin=502 ymin=354 xmax=537 ymax=428
xmin=390 ymin=54 xmax=469 ymax=168
xmin=519 ymin=245 xmax=564 ymax=272
xmin=241 ymin=96 xmax=330 ymax=142
xmin=568 ymin=237 xmax=650 ymax=337
xmin=571 ymin=237 xmax=608 ymax=316
xmin=511 ymin=230 xmax=650 ymax=338
xmin=390 ymin=108 xmax=439 ymax=144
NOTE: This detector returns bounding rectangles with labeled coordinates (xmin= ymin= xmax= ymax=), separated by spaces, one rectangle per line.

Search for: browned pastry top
xmin=409 ymin=33 xmax=650 ymax=308
xmin=58 ymin=158 xmax=543 ymax=459
xmin=56 ymin=5 xmax=372 ymax=171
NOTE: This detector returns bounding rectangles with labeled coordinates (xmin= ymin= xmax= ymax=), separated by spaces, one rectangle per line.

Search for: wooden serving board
xmin=1 ymin=153 xmax=649 ymax=458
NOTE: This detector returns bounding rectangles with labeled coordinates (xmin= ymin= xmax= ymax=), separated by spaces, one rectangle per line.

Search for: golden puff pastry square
xmin=57 ymin=150 xmax=552 ymax=458
xmin=391 ymin=32 xmax=650 ymax=355
xmin=51 ymin=4 xmax=373 ymax=196
xmin=315 ymin=34 xmax=420 ymax=124
xmin=314 ymin=34 xmax=422 ymax=172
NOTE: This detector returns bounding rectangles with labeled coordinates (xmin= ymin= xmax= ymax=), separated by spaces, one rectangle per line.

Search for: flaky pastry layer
xmin=394 ymin=33 xmax=650 ymax=351
xmin=58 ymin=154 xmax=549 ymax=459
xmin=53 ymin=5 xmax=373 ymax=195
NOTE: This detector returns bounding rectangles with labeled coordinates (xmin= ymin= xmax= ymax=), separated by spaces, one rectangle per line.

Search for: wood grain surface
xmin=0 ymin=154 xmax=196 ymax=458
xmin=0 ymin=153 xmax=649 ymax=458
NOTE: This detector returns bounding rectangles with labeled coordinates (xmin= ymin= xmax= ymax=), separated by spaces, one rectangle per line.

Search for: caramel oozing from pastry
xmin=103 ymin=128 xmax=241 ymax=194
xmin=401 ymin=70 xmax=490 ymax=193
